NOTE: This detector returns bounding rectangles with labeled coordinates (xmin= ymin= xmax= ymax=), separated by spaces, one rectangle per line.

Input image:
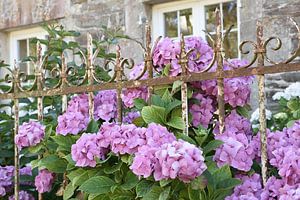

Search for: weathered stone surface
xmin=0 ymin=0 xmax=66 ymax=30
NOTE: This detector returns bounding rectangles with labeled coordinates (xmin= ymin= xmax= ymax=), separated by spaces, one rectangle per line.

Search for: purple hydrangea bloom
xmin=34 ymin=169 xmax=55 ymax=193
xmin=110 ymin=124 xmax=147 ymax=155
xmin=153 ymin=37 xmax=213 ymax=76
xmin=15 ymin=120 xmax=45 ymax=150
xmin=122 ymin=63 xmax=149 ymax=108
xmin=121 ymin=87 xmax=149 ymax=108
xmin=0 ymin=166 xmax=14 ymax=188
xmin=129 ymin=62 xmax=148 ymax=80
xmin=130 ymin=145 xmax=158 ymax=178
xmin=154 ymin=140 xmax=207 ymax=183
xmin=145 ymin=123 xmax=176 ymax=148
xmin=123 ymin=111 xmax=140 ymax=124
xmin=71 ymin=133 xmax=107 ymax=167
xmin=214 ymin=111 xmax=255 ymax=171
xmin=261 ymin=176 xmax=284 ymax=200
xmin=190 ymin=92 xmax=215 ymax=128
xmin=9 ymin=191 xmax=35 ymax=200
xmin=67 ymin=93 xmax=89 ymax=114
xmin=253 ymin=121 xmax=300 ymax=185
xmin=193 ymin=59 xmax=253 ymax=108
xmin=94 ymin=90 xmax=117 ymax=121
xmin=56 ymin=111 xmax=89 ymax=136
xmin=152 ymin=38 xmax=181 ymax=76
xmin=97 ymin=122 xmax=120 ymax=148
xmin=184 ymin=36 xmax=213 ymax=73
xmin=225 ymin=173 xmax=262 ymax=200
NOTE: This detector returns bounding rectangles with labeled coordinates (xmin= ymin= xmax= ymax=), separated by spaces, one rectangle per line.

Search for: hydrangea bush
xmin=1 ymin=28 xmax=300 ymax=200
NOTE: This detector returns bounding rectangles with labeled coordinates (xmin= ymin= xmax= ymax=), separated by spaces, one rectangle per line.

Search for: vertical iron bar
xmin=145 ymin=24 xmax=153 ymax=104
xmin=61 ymin=53 xmax=68 ymax=112
xmin=257 ymin=21 xmax=268 ymax=186
xmin=87 ymin=33 xmax=94 ymax=120
xmin=179 ymin=34 xmax=189 ymax=135
xmin=116 ymin=46 xmax=123 ymax=124
xmin=36 ymin=42 xmax=43 ymax=200
xmin=215 ymin=9 xmax=225 ymax=134
xmin=13 ymin=63 xmax=20 ymax=200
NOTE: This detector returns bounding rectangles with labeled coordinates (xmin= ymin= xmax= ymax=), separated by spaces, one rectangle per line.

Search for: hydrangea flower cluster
xmin=71 ymin=133 xmax=107 ymax=167
xmin=94 ymin=90 xmax=117 ymax=121
xmin=272 ymin=82 xmax=300 ymax=100
xmin=227 ymin=174 xmax=300 ymax=200
xmin=34 ymin=169 xmax=55 ymax=193
xmin=121 ymin=63 xmax=149 ymax=108
xmin=193 ymin=59 xmax=253 ymax=108
xmin=56 ymin=111 xmax=89 ymax=136
xmin=71 ymin=122 xmax=206 ymax=183
xmin=152 ymin=38 xmax=181 ymax=76
xmin=154 ymin=140 xmax=207 ymax=183
xmin=252 ymin=121 xmax=300 ymax=186
xmin=56 ymin=94 xmax=90 ymax=135
xmin=57 ymin=90 xmax=117 ymax=135
xmin=123 ymin=111 xmax=140 ymax=124
xmin=225 ymin=173 xmax=262 ymax=200
xmin=213 ymin=111 xmax=255 ymax=171
xmin=8 ymin=191 xmax=35 ymax=200
xmin=189 ymin=92 xmax=215 ymax=128
xmin=0 ymin=166 xmax=32 ymax=197
xmin=130 ymin=124 xmax=206 ymax=183
xmin=15 ymin=120 xmax=45 ymax=150
xmin=153 ymin=37 xmax=213 ymax=76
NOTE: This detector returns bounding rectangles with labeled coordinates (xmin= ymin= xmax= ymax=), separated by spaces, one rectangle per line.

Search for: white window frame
xmin=152 ymin=0 xmax=241 ymax=57
xmin=9 ymin=27 xmax=47 ymax=73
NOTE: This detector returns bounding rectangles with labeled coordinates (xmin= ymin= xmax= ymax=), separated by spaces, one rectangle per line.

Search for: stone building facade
xmin=0 ymin=0 xmax=299 ymax=109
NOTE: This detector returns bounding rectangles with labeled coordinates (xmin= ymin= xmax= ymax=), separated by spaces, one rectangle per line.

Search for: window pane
xmin=223 ymin=31 xmax=238 ymax=58
xmin=180 ymin=8 xmax=193 ymax=36
xmin=223 ymin=1 xmax=237 ymax=30
xmin=164 ymin=11 xmax=178 ymax=37
xmin=205 ymin=4 xmax=219 ymax=33
xmin=18 ymin=39 xmax=27 ymax=60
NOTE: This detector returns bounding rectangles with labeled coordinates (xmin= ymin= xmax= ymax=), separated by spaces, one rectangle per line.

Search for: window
xmin=9 ymin=27 xmax=47 ymax=75
xmin=152 ymin=0 xmax=240 ymax=58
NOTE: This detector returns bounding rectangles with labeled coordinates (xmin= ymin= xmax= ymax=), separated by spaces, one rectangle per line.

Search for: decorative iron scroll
xmin=0 ymin=10 xmax=300 ymax=200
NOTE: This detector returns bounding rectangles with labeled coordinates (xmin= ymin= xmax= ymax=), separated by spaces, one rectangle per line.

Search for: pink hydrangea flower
xmin=261 ymin=176 xmax=284 ymax=200
xmin=71 ymin=133 xmax=107 ymax=167
xmin=214 ymin=111 xmax=255 ymax=171
xmin=130 ymin=145 xmax=158 ymax=178
xmin=15 ymin=120 xmax=45 ymax=150
xmin=94 ymin=90 xmax=117 ymax=121
xmin=123 ymin=111 xmax=140 ymax=124
xmin=190 ymin=92 xmax=215 ymax=128
xmin=184 ymin=36 xmax=213 ymax=73
xmin=121 ymin=87 xmax=149 ymax=108
xmin=56 ymin=111 xmax=89 ymax=135
xmin=153 ymin=38 xmax=181 ymax=76
xmin=9 ymin=191 xmax=35 ymax=200
xmin=110 ymin=124 xmax=147 ymax=155
xmin=154 ymin=140 xmax=207 ymax=183
xmin=34 ymin=169 xmax=55 ymax=193
xmin=67 ymin=93 xmax=89 ymax=114
xmin=145 ymin=123 xmax=176 ymax=148
xmin=122 ymin=63 xmax=149 ymax=108
xmin=225 ymin=173 xmax=262 ymax=200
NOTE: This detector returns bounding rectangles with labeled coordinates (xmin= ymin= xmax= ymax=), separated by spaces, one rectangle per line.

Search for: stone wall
xmin=240 ymin=0 xmax=300 ymax=110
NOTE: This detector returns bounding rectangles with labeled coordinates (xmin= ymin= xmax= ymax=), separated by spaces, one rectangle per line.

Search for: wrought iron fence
xmin=0 ymin=9 xmax=300 ymax=200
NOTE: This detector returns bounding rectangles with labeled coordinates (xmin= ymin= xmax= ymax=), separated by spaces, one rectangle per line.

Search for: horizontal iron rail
xmin=1 ymin=61 xmax=300 ymax=100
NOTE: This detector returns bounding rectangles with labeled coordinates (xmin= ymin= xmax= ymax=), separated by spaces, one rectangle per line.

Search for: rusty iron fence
xmin=1 ymin=10 xmax=300 ymax=200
